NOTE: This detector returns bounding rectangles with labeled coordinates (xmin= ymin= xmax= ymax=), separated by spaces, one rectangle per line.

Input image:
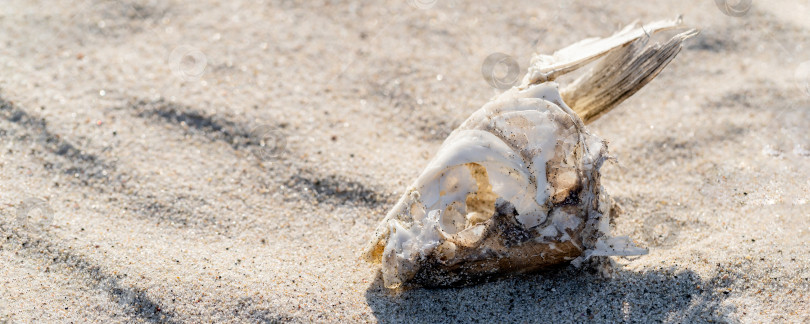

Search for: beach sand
xmin=1 ymin=0 xmax=809 ymax=322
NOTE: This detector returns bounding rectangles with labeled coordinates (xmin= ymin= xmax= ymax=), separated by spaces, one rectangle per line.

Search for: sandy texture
xmin=1 ymin=0 xmax=809 ymax=323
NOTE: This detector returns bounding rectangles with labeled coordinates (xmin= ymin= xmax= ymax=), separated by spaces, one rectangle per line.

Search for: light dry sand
xmin=1 ymin=0 xmax=809 ymax=323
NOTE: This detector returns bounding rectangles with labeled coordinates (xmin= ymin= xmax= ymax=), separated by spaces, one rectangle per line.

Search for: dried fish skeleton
xmin=364 ymin=17 xmax=698 ymax=289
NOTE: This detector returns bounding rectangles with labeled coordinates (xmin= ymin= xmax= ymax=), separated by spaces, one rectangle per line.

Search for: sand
xmin=0 ymin=0 xmax=808 ymax=323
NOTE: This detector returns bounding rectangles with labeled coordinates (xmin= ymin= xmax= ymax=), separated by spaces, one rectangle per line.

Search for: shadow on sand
xmin=365 ymin=265 xmax=736 ymax=323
